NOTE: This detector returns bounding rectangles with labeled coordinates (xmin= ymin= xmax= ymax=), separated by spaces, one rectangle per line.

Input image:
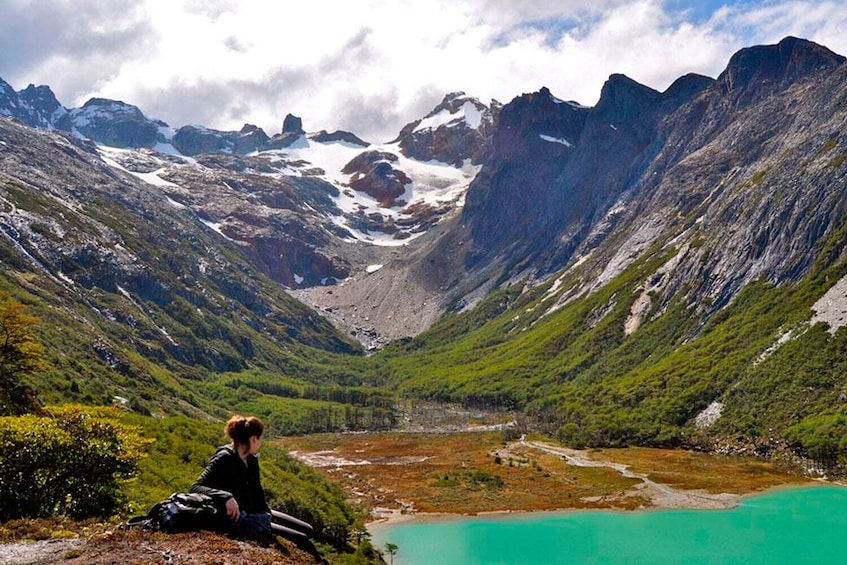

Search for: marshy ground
xmin=277 ymin=430 xmax=810 ymax=521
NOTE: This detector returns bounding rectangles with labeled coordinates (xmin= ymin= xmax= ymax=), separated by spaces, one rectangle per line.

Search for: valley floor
xmin=277 ymin=431 xmax=813 ymax=523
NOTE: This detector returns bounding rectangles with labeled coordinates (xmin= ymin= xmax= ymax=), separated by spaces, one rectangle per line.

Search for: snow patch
xmin=366 ymin=264 xmax=383 ymax=273
xmin=134 ymin=169 xmax=179 ymax=187
xmin=165 ymin=195 xmax=186 ymax=209
xmin=279 ymin=138 xmax=478 ymax=246
xmin=413 ymin=101 xmax=482 ymax=133
xmin=539 ymin=134 xmax=572 ymax=147
xmin=199 ymin=218 xmax=232 ymax=240
xmin=153 ymin=142 xmax=182 ymax=156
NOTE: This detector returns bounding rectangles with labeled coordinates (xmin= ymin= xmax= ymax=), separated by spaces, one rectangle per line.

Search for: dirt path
xmin=521 ymin=439 xmax=739 ymax=509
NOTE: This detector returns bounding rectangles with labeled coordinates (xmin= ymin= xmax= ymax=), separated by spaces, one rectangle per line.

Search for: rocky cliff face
xmin=462 ymin=86 xmax=589 ymax=269
xmin=457 ymin=37 xmax=847 ymax=316
xmin=269 ymin=37 xmax=847 ymax=349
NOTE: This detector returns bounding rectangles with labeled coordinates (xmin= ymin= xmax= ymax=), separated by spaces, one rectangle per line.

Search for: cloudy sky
xmin=1 ymin=0 xmax=845 ymax=142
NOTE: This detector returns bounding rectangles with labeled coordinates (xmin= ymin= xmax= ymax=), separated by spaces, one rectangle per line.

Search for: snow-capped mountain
xmin=392 ymin=91 xmax=500 ymax=166
xmin=0 ymin=78 xmax=494 ymax=286
xmin=0 ymin=77 xmax=68 ymax=130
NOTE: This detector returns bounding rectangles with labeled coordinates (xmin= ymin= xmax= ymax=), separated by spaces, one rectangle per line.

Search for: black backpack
xmin=127 ymin=492 xmax=225 ymax=533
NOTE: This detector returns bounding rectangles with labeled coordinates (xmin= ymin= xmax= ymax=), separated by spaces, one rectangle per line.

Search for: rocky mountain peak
xmin=718 ymin=36 xmax=845 ymax=107
xmin=392 ymin=91 xmax=497 ymax=166
xmin=0 ymin=80 xmax=68 ymax=130
xmin=309 ymin=129 xmax=370 ymax=147
xmin=431 ymin=91 xmax=484 ymax=115
xmin=69 ymin=97 xmax=164 ymax=149
xmin=594 ymin=74 xmax=662 ymax=121
xmin=78 ymin=97 xmax=143 ymax=115
xmin=489 ymin=86 xmax=587 ymax=163
xmin=239 ymin=123 xmax=265 ymax=135
xmin=262 ymin=114 xmax=306 ymax=150
xmin=662 ymin=73 xmax=716 ymax=106
xmin=282 ymin=113 xmax=305 ymax=135
xmin=18 ymin=84 xmax=64 ymax=122
xmin=463 ymin=86 xmax=590 ymax=265
xmin=171 ymin=123 xmax=271 ymax=156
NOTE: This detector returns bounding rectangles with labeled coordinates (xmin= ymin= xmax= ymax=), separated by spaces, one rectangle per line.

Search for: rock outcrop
xmin=172 ymin=123 xmax=271 ymax=156
xmin=392 ymin=92 xmax=498 ymax=166
xmin=342 ymin=151 xmax=411 ymax=207
xmin=68 ymin=98 xmax=165 ymax=149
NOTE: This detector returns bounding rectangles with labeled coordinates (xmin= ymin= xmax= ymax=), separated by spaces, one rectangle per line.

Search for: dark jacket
xmin=190 ymin=445 xmax=270 ymax=515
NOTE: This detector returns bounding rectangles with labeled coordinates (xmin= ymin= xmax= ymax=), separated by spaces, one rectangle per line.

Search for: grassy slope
xmin=2 ymin=262 xmax=393 ymax=435
xmin=374 ymin=231 xmax=847 ymax=465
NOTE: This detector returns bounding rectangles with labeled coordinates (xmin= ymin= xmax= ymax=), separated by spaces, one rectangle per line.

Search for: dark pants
xmin=236 ymin=509 xmax=323 ymax=562
xmin=237 ymin=510 xmax=313 ymax=538
xmin=270 ymin=509 xmax=314 ymax=539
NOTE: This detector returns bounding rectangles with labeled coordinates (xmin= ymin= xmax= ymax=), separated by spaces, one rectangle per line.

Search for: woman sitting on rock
xmin=191 ymin=415 xmax=317 ymax=547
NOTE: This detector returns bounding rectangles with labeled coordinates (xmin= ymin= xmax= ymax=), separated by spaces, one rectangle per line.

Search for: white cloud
xmin=2 ymin=0 xmax=845 ymax=142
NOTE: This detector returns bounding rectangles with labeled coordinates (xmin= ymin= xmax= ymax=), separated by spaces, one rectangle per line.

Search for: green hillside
xmin=1 ymin=260 xmax=385 ymax=434
xmin=373 ymin=231 xmax=847 ymax=470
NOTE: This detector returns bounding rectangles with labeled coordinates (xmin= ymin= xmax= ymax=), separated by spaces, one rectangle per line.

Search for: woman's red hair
xmin=225 ymin=414 xmax=264 ymax=445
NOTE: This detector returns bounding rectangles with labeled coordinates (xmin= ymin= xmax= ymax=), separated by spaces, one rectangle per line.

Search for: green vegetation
xmin=372 ymin=230 xmax=847 ymax=473
xmin=818 ymin=137 xmax=838 ymax=156
xmin=0 ymin=296 xmax=373 ymax=556
xmin=190 ymin=370 xmax=397 ymax=435
xmin=433 ymin=469 xmax=505 ymax=490
xmin=0 ymin=407 xmax=148 ymax=520
xmin=0 ymin=406 xmax=371 ymax=557
xmin=114 ymin=413 xmax=362 ymax=551
xmin=0 ymin=254 xmax=393 ymax=434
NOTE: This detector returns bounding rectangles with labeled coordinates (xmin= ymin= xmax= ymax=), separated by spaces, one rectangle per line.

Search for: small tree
xmin=0 ymin=294 xmax=44 ymax=415
xmin=384 ymin=542 xmax=398 ymax=565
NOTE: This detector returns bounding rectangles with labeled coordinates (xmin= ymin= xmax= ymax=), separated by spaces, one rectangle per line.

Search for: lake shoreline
xmin=368 ymin=485 xmax=847 ymax=565
xmin=278 ymin=431 xmax=819 ymax=528
xmin=367 ymin=480 xmax=833 ymax=532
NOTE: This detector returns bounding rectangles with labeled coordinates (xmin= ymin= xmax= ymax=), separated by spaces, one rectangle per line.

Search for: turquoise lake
xmin=369 ymin=485 xmax=847 ymax=564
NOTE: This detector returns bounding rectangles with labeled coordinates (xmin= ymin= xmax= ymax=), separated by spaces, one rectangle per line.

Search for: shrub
xmin=785 ymin=414 xmax=847 ymax=468
xmin=0 ymin=406 xmax=150 ymax=520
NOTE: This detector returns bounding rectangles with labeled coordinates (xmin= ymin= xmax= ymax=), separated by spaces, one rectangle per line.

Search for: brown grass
xmin=588 ymin=447 xmax=810 ymax=493
xmin=275 ymin=432 xmax=807 ymax=518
